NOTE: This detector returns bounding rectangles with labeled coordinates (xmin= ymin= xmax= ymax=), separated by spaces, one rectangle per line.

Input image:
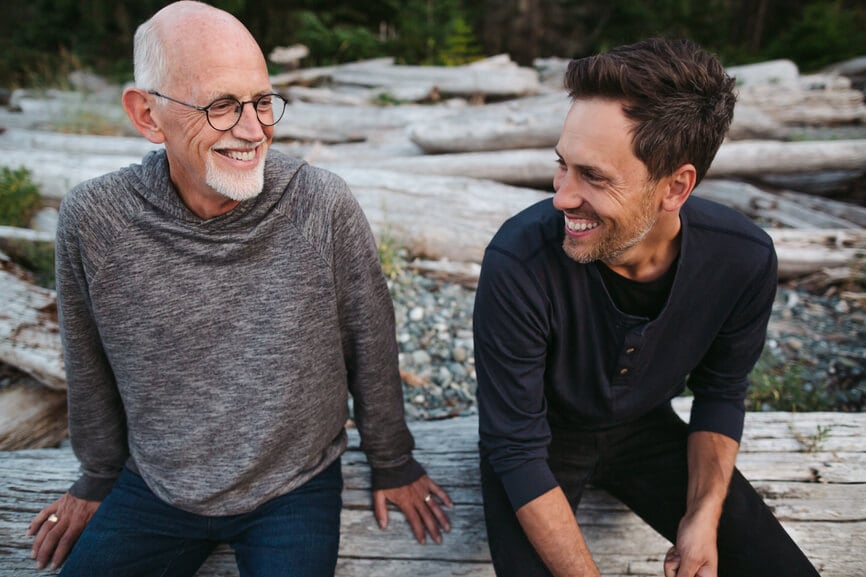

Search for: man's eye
xmin=583 ymin=170 xmax=604 ymax=183
xmin=209 ymin=100 xmax=237 ymax=116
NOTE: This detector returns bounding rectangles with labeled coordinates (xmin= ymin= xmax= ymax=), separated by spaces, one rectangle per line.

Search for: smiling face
xmin=148 ymin=4 xmax=274 ymax=215
xmin=553 ymin=98 xmax=672 ymax=271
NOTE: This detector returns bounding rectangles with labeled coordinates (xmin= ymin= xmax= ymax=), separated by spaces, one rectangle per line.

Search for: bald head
xmin=133 ymin=1 xmax=267 ymax=97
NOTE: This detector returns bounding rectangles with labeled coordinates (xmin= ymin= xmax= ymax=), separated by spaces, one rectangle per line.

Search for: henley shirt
xmin=56 ymin=149 xmax=422 ymax=515
xmin=474 ymin=196 xmax=777 ymax=510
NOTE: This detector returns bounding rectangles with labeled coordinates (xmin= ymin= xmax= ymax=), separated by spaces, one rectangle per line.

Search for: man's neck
xmin=603 ymin=214 xmax=682 ymax=282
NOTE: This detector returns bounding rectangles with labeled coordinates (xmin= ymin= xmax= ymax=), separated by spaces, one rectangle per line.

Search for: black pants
xmin=480 ymin=404 xmax=820 ymax=577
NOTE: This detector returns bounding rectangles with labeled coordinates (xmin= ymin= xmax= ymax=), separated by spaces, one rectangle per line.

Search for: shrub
xmin=0 ymin=166 xmax=42 ymax=227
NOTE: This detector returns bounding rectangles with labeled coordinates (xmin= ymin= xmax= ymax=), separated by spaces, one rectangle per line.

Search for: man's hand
xmin=663 ymin=509 xmax=719 ymax=577
xmin=373 ymin=474 xmax=452 ymax=544
xmin=28 ymin=493 xmax=100 ymax=571
xmin=664 ymin=430 xmax=738 ymax=577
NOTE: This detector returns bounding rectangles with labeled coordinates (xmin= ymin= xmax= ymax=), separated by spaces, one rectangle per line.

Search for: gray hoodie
xmin=56 ymin=149 xmax=422 ymax=515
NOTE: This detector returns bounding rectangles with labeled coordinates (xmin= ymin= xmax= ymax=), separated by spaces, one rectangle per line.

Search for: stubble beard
xmin=562 ymin=192 xmax=659 ymax=265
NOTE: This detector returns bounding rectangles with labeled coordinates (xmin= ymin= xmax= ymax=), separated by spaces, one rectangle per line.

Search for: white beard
xmin=205 ymin=143 xmax=267 ymax=202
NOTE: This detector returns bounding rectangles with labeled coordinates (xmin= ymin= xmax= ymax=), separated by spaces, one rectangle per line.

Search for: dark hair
xmin=564 ymin=38 xmax=736 ymax=185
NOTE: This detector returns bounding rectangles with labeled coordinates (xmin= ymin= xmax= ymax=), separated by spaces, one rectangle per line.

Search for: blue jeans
xmin=481 ymin=404 xmax=821 ymax=577
xmin=60 ymin=459 xmax=343 ymax=577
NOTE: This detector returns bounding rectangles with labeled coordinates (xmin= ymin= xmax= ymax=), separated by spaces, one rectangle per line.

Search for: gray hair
xmin=132 ymin=15 xmax=168 ymax=90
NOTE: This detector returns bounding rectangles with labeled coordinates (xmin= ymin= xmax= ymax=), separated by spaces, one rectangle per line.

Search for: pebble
xmin=385 ymin=268 xmax=865 ymax=420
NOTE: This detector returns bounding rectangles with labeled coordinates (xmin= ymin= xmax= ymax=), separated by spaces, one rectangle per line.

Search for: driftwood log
xmin=330 ymin=140 xmax=866 ymax=188
xmin=0 ymin=370 xmax=67 ymax=450
xmin=0 ymin=400 xmax=863 ymax=577
xmin=407 ymin=96 xmax=791 ymax=154
xmin=728 ymin=59 xmax=866 ymax=125
xmin=0 ymin=252 xmax=64 ymax=390
xmin=330 ymin=55 xmax=541 ymax=99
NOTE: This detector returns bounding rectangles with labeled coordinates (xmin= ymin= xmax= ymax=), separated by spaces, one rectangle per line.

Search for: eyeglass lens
xmin=207 ymin=95 xmax=287 ymax=130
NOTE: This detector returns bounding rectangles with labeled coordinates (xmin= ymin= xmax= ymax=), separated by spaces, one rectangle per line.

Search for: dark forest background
xmin=1 ymin=0 xmax=865 ymax=89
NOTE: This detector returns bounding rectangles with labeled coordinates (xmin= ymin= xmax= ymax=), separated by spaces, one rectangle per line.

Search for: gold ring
xmin=47 ymin=514 xmax=59 ymax=523
xmin=424 ymin=494 xmax=432 ymax=503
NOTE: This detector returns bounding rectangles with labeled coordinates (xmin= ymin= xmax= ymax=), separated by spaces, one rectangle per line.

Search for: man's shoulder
xmin=487 ymin=197 xmax=562 ymax=263
xmin=684 ymin=195 xmax=773 ymax=249
xmin=61 ymin=160 xmax=145 ymax=225
xmin=266 ymin=150 xmax=354 ymax=210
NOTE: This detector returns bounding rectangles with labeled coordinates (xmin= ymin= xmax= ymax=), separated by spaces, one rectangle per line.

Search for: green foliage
xmin=377 ymin=233 xmax=408 ymax=282
xmin=439 ymin=15 xmax=484 ymax=66
xmin=1 ymin=239 xmax=57 ymax=290
xmin=747 ymin=350 xmax=836 ymax=412
xmin=293 ymin=11 xmax=383 ymax=64
xmin=791 ymin=424 xmax=832 ymax=453
xmin=0 ymin=167 xmax=42 ymax=228
xmin=764 ymin=1 xmax=866 ymax=72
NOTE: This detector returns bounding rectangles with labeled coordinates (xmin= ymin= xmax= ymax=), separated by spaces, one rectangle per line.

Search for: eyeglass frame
xmin=147 ymin=90 xmax=287 ymax=131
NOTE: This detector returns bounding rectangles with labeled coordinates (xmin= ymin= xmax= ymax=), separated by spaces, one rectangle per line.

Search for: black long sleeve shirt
xmin=474 ymin=196 xmax=777 ymax=510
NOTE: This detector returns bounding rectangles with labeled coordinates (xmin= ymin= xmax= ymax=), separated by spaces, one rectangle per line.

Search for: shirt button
xmin=619 ymin=368 xmax=629 ymax=375
xmin=625 ymin=347 xmax=636 ymax=354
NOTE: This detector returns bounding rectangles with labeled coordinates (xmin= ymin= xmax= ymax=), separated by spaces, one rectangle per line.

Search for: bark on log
xmin=0 ymin=253 xmax=64 ymax=390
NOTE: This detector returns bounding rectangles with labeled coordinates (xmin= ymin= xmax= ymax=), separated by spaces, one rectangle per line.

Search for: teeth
xmin=565 ymin=218 xmax=599 ymax=232
xmin=224 ymin=150 xmax=255 ymax=161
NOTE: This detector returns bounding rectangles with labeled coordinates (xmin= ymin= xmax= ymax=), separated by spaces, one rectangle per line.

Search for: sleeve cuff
xmin=689 ymin=397 xmax=746 ymax=443
xmin=501 ymin=460 xmax=559 ymax=511
xmin=69 ymin=473 xmax=117 ymax=502
xmin=371 ymin=456 xmax=426 ymax=490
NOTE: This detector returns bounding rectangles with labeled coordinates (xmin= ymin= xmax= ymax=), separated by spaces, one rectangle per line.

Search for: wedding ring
xmin=47 ymin=514 xmax=59 ymax=523
xmin=424 ymin=493 xmax=432 ymax=503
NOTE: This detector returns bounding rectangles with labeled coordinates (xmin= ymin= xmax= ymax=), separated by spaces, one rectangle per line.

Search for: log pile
xmin=0 ymin=53 xmax=865 ymax=451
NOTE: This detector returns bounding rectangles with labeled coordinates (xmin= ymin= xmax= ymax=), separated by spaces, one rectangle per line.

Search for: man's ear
xmin=122 ymin=88 xmax=165 ymax=144
xmin=661 ymin=163 xmax=697 ymax=212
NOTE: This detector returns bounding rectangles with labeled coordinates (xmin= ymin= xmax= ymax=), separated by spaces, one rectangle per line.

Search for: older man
xmin=28 ymin=2 xmax=450 ymax=575
xmin=474 ymin=39 xmax=820 ymax=577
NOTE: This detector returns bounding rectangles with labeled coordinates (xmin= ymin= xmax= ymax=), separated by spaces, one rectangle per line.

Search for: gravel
xmin=388 ymin=268 xmax=866 ymax=421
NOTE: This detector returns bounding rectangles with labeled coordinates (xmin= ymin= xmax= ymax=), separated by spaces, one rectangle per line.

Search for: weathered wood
xmin=0 ymin=371 xmax=67 ymax=450
xmin=0 ymin=403 xmax=862 ymax=576
xmin=710 ymin=139 xmax=866 ymax=177
xmin=321 ymin=167 xmax=550 ymax=263
xmin=0 ymin=254 xmax=64 ymax=390
xmin=778 ymin=189 xmax=866 ymax=229
xmin=330 ymin=56 xmax=541 ymax=99
xmin=331 ymin=140 xmax=866 ymax=189
xmin=729 ymin=59 xmax=866 ymax=125
xmin=0 ymin=225 xmax=55 ymax=244
xmin=407 ymin=97 xmax=790 ymax=154
xmin=408 ymin=93 xmax=570 ymax=153
xmin=695 ymin=179 xmax=865 ymax=229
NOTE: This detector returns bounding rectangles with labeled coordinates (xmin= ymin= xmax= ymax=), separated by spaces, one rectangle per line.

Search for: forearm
xmin=515 ymin=487 xmax=600 ymax=577
xmin=685 ymin=430 xmax=738 ymax=523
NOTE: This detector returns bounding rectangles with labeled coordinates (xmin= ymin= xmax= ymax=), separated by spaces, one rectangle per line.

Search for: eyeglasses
xmin=147 ymin=90 xmax=288 ymax=131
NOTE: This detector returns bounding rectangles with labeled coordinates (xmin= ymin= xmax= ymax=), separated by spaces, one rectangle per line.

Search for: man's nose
xmin=552 ymin=176 xmax=584 ymax=211
xmin=232 ymin=101 xmax=266 ymax=139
